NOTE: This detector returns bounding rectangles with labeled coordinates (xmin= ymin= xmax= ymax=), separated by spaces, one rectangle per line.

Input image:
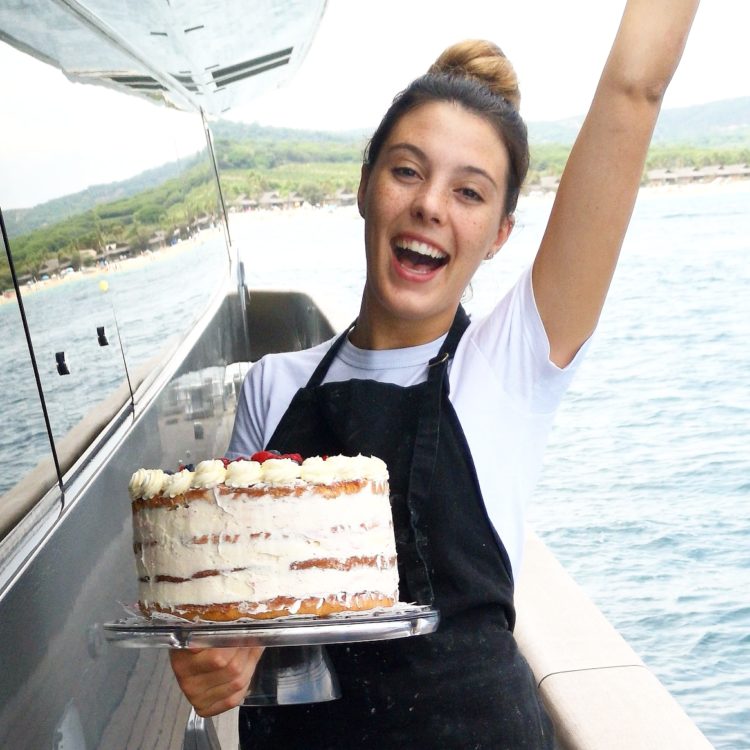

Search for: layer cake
xmin=128 ymin=454 xmax=399 ymax=621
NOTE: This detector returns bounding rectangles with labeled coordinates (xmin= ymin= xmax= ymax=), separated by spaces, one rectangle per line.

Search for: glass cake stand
xmin=103 ymin=605 xmax=439 ymax=705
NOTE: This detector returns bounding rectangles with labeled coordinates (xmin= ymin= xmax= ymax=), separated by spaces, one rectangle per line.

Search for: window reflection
xmin=0 ymin=41 xmax=229 ymax=527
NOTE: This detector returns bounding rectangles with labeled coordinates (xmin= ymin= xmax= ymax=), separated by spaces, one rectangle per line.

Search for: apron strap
xmin=427 ymin=305 xmax=470 ymax=388
xmin=405 ymin=305 xmax=471 ymax=604
xmin=305 ymin=321 xmax=356 ymax=388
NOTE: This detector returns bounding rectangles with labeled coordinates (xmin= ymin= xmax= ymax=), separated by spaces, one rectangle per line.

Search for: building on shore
xmin=645 ymin=163 xmax=750 ymax=185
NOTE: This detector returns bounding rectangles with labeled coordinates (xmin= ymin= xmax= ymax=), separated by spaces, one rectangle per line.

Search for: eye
xmin=393 ymin=166 xmax=419 ymax=179
xmin=458 ymin=187 xmax=483 ymax=202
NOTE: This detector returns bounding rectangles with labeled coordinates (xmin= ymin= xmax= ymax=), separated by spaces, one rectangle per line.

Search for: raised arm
xmin=532 ymin=0 xmax=700 ymax=367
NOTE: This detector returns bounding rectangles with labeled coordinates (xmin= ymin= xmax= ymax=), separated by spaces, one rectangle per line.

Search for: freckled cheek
xmin=364 ymin=227 xmax=392 ymax=273
xmin=365 ymin=199 xmax=402 ymax=260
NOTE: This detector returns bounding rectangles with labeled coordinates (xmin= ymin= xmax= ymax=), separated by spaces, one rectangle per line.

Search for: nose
xmin=411 ymin=180 xmax=445 ymax=224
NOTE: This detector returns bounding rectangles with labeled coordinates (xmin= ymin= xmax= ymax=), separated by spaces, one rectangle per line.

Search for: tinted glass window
xmin=0 ymin=41 xmax=228 ymax=524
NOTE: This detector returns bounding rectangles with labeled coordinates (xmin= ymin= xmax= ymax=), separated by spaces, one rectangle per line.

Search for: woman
xmin=171 ymin=2 xmax=699 ymax=746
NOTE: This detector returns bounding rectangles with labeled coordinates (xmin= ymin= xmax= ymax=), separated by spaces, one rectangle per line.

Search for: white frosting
xmin=357 ymin=455 xmax=388 ymax=481
xmin=129 ymin=469 xmax=166 ymax=500
xmin=321 ymin=454 xmax=357 ymax=479
xmin=299 ymin=456 xmax=331 ymax=483
xmin=300 ymin=454 xmax=388 ymax=483
xmin=128 ymin=469 xmax=149 ymax=500
xmin=161 ymin=469 xmax=194 ymax=498
xmin=141 ymin=566 xmax=397 ymax=608
xmin=224 ymin=460 xmax=263 ymax=487
xmin=133 ymin=489 xmax=394 ymax=573
xmin=260 ymin=458 xmax=301 ymax=485
xmin=191 ymin=460 xmax=226 ymax=488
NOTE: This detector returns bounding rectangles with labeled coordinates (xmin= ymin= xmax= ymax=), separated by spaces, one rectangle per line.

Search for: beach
xmin=0 ymin=226 xmax=225 ymax=306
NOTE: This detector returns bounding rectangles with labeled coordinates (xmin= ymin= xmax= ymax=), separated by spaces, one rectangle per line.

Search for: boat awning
xmin=0 ymin=0 xmax=327 ymax=115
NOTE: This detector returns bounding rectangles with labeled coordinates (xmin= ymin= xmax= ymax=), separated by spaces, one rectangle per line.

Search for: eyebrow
xmin=386 ymin=142 xmax=499 ymax=190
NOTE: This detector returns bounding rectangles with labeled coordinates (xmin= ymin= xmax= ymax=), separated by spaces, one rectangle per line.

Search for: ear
xmin=357 ymin=164 xmax=370 ymax=219
xmin=491 ymin=214 xmax=514 ymax=256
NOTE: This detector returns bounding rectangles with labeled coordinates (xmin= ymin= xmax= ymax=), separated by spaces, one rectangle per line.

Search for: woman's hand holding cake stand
xmin=170 ymin=646 xmax=264 ymax=717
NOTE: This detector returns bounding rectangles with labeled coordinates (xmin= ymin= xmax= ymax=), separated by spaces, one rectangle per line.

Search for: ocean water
xmin=531 ymin=186 xmax=750 ymax=748
xmin=2 ymin=183 xmax=748 ymax=746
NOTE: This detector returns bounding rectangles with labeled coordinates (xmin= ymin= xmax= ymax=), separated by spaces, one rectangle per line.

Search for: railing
xmin=515 ymin=530 xmax=714 ymax=749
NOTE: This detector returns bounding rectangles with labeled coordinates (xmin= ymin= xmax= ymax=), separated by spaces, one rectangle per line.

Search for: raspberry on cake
xmin=129 ymin=454 xmax=399 ymax=621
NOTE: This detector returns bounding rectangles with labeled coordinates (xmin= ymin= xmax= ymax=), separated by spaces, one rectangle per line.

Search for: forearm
xmin=600 ymin=0 xmax=700 ymax=102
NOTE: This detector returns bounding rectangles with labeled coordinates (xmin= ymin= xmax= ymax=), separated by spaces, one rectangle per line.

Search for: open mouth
xmin=393 ymin=239 xmax=448 ymax=273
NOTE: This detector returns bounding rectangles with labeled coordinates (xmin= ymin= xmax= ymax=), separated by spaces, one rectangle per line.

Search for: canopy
xmin=0 ymin=0 xmax=327 ymax=115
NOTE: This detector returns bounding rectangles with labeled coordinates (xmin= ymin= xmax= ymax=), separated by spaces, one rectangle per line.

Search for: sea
xmin=2 ymin=182 xmax=749 ymax=747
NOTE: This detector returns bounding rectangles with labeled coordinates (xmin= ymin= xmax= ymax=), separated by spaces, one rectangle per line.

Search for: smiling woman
xmin=169 ymin=3 xmax=701 ymax=747
xmin=354 ymin=101 xmax=513 ymax=348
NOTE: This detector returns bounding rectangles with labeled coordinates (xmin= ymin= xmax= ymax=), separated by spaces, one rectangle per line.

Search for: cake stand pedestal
xmin=103 ymin=605 xmax=439 ymax=706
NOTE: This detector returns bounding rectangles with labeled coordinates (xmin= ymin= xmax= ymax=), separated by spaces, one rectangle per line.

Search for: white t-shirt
xmin=227 ymin=266 xmax=589 ymax=578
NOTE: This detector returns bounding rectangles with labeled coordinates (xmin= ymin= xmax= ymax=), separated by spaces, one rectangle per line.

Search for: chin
xmin=385 ymin=292 xmax=456 ymax=329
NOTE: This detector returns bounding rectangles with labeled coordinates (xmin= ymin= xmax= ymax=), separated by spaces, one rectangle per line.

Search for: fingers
xmin=170 ymin=646 xmax=264 ymax=717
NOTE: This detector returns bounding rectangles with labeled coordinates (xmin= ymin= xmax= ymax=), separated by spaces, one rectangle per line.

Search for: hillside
xmin=211 ymin=120 xmax=370 ymax=145
xmin=4 ymin=154 xmax=203 ymax=238
xmin=6 ymin=97 xmax=750 ymax=241
xmin=652 ymin=97 xmax=750 ymax=147
xmin=529 ymin=96 xmax=750 ymax=147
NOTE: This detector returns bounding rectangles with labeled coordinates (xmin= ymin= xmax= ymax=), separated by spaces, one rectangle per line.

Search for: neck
xmin=349 ymin=293 xmax=456 ymax=350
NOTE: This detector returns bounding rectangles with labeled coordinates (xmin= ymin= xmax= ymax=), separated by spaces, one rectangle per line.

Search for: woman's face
xmin=357 ymin=100 xmax=513 ymax=348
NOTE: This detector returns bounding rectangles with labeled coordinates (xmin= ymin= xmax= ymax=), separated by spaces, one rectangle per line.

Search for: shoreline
xmin=0 ymin=228 xmax=221 ymax=306
xmin=523 ymin=174 xmax=750 ymax=202
xmin=3 ymin=177 xmax=748 ymax=307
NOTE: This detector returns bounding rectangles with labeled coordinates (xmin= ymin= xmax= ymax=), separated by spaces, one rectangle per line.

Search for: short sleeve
xmin=465 ymin=266 xmax=592 ymax=413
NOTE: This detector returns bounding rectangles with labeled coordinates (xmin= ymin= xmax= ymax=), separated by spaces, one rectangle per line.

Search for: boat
xmin=0 ymin=2 xmax=715 ymax=747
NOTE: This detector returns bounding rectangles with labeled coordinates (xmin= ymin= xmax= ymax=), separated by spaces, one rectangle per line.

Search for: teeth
xmin=396 ymin=239 xmax=447 ymax=260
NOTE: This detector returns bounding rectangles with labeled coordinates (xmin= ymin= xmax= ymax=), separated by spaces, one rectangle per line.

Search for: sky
xmin=1 ymin=0 xmax=749 ymax=209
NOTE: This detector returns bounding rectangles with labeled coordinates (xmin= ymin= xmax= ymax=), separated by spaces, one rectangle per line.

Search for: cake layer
xmin=132 ymin=484 xmax=390 ymax=542
xmin=138 ymin=554 xmax=397 ymax=607
xmin=133 ymin=528 xmax=397 ymax=582
xmin=141 ymin=592 xmax=397 ymax=621
xmin=132 ymin=478 xmax=388 ymax=511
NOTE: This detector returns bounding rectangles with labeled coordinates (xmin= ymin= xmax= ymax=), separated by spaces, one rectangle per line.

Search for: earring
xmin=485 ymin=251 xmax=494 ymax=260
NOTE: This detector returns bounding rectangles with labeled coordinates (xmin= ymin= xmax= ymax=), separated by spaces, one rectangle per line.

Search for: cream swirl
xmin=317 ymin=454 xmax=349 ymax=478
xmin=128 ymin=468 xmax=149 ymax=500
xmin=261 ymin=458 xmax=302 ymax=485
xmin=191 ymin=459 xmax=226 ymax=489
xmin=225 ymin=460 xmax=263 ymax=487
xmin=299 ymin=456 xmax=331 ymax=483
xmin=162 ymin=469 xmax=194 ymax=498
xmin=131 ymin=469 xmax=167 ymax=499
xmin=358 ymin=455 xmax=389 ymax=481
xmin=299 ymin=454 xmax=389 ymax=483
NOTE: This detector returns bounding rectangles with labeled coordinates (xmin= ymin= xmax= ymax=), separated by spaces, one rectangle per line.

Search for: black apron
xmin=239 ymin=308 xmax=554 ymax=749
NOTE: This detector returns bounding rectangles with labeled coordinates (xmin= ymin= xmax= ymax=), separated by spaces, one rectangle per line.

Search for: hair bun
xmin=429 ymin=40 xmax=521 ymax=111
